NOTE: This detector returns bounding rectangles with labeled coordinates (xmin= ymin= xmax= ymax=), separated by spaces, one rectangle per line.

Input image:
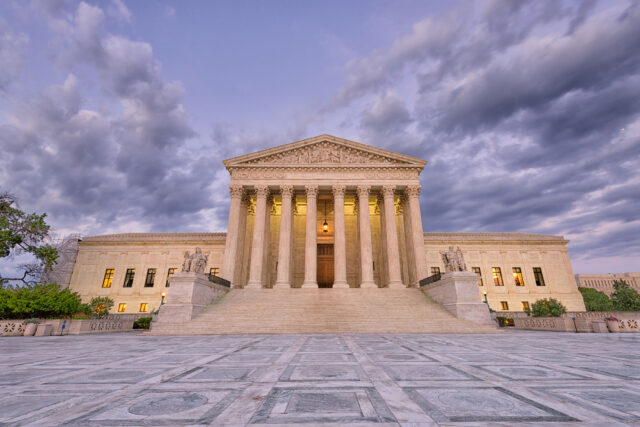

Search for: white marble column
xmin=332 ymin=185 xmax=348 ymax=288
xmin=221 ymin=184 xmax=244 ymax=286
xmin=302 ymin=185 xmax=318 ymax=288
xmin=357 ymin=185 xmax=376 ymax=288
xmin=382 ymin=185 xmax=403 ymax=288
xmin=246 ymin=185 xmax=270 ymax=288
xmin=275 ymin=185 xmax=293 ymax=288
xmin=406 ymin=184 xmax=426 ymax=286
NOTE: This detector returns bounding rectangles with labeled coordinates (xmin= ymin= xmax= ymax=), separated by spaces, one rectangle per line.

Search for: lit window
xmin=533 ymin=267 xmax=545 ymax=286
xmin=492 ymin=267 xmax=504 ymax=286
xmin=166 ymin=268 xmax=176 ymax=287
xmin=500 ymin=301 xmax=509 ymax=310
xmin=102 ymin=269 xmax=114 ymax=288
xmin=139 ymin=303 xmax=148 ymax=312
xmin=144 ymin=268 xmax=156 ymax=287
xmin=513 ymin=267 xmax=524 ymax=286
xmin=472 ymin=267 xmax=483 ymax=286
xmin=522 ymin=301 xmax=530 ymax=311
xmin=208 ymin=267 xmax=220 ymax=281
xmin=123 ymin=269 xmax=135 ymax=288
xmin=117 ymin=303 xmax=126 ymax=312
xmin=431 ymin=267 xmax=441 ymax=278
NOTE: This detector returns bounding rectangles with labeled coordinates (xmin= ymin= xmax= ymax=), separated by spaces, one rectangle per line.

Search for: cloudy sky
xmin=1 ymin=0 xmax=639 ymax=275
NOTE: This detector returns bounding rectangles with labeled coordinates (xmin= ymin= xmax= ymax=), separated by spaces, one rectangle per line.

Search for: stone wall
xmin=498 ymin=311 xmax=640 ymax=333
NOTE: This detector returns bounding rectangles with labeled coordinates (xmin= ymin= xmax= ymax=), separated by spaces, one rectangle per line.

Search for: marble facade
xmin=66 ymin=135 xmax=586 ymax=314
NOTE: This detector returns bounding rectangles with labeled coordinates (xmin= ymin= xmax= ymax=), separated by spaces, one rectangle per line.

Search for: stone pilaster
xmin=275 ymin=185 xmax=293 ymax=288
xmin=246 ymin=185 xmax=270 ymax=288
xmin=357 ymin=185 xmax=376 ymax=288
xmin=382 ymin=185 xmax=403 ymax=288
xmin=406 ymin=184 xmax=426 ymax=286
xmin=221 ymin=184 xmax=244 ymax=286
xmin=302 ymin=185 xmax=319 ymax=288
xmin=332 ymin=185 xmax=348 ymax=288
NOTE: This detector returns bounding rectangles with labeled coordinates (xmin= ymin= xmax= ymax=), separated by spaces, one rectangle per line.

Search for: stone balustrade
xmin=0 ymin=314 xmax=147 ymax=336
xmin=497 ymin=311 xmax=640 ymax=332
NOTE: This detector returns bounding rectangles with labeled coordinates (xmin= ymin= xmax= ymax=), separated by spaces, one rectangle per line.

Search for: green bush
xmin=496 ymin=316 xmax=514 ymax=327
xmin=133 ymin=317 xmax=152 ymax=329
xmin=0 ymin=283 xmax=85 ymax=319
xmin=611 ymin=280 xmax=640 ymax=311
xmin=89 ymin=296 xmax=114 ymax=315
xmin=529 ymin=298 xmax=567 ymax=317
xmin=579 ymin=287 xmax=614 ymax=311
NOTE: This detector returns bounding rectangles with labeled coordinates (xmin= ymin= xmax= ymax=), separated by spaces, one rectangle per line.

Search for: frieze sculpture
xmin=440 ymin=246 xmax=467 ymax=273
xmin=182 ymin=247 xmax=208 ymax=274
xmin=244 ymin=142 xmax=399 ymax=165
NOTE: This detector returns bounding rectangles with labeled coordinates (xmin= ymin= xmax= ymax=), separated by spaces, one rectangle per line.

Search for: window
xmin=492 ymin=267 xmax=504 ymax=286
xmin=472 ymin=267 xmax=483 ymax=286
xmin=144 ymin=268 xmax=156 ymax=287
xmin=513 ymin=267 xmax=524 ymax=286
xmin=139 ymin=303 xmax=148 ymax=312
xmin=522 ymin=301 xmax=530 ymax=311
xmin=208 ymin=267 xmax=220 ymax=281
xmin=533 ymin=267 xmax=545 ymax=286
xmin=123 ymin=269 xmax=135 ymax=287
xmin=500 ymin=301 xmax=509 ymax=310
xmin=117 ymin=303 xmax=126 ymax=313
xmin=431 ymin=267 xmax=441 ymax=278
xmin=102 ymin=269 xmax=114 ymax=288
xmin=166 ymin=268 xmax=176 ymax=287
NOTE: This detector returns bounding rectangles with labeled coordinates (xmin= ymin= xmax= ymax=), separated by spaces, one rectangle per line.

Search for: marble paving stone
xmin=280 ymin=364 xmax=369 ymax=382
xmin=250 ymin=387 xmax=396 ymax=424
xmin=170 ymin=366 xmax=262 ymax=382
xmin=369 ymin=353 xmax=437 ymax=363
xmin=404 ymin=386 xmax=576 ymax=423
xmin=447 ymin=353 xmax=519 ymax=363
xmin=0 ymin=369 xmax=74 ymax=385
xmin=519 ymin=353 xmax=593 ymax=363
xmin=215 ymin=353 xmax=281 ymax=364
xmin=292 ymin=352 xmax=356 ymax=363
xmin=476 ymin=364 xmax=591 ymax=381
xmin=48 ymin=367 xmax=163 ymax=384
xmin=382 ymin=364 xmax=478 ymax=381
xmin=576 ymin=364 xmax=640 ymax=380
xmin=539 ymin=386 xmax=640 ymax=422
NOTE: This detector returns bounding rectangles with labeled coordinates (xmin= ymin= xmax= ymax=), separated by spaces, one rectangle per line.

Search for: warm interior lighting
xmin=323 ymin=200 xmax=329 ymax=232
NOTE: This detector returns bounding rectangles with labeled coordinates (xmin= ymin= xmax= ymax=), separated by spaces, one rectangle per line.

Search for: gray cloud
xmin=0 ymin=19 xmax=28 ymax=92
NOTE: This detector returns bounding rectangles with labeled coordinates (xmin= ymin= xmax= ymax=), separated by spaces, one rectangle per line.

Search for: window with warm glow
xmin=139 ymin=303 xmax=148 ymax=312
xmin=102 ymin=269 xmax=114 ymax=288
xmin=117 ymin=303 xmax=126 ymax=312
xmin=472 ymin=267 xmax=483 ymax=286
xmin=431 ymin=267 xmax=441 ymax=278
xmin=513 ymin=267 xmax=524 ymax=286
xmin=123 ymin=269 xmax=135 ymax=288
xmin=492 ymin=267 xmax=504 ymax=286
xmin=500 ymin=301 xmax=509 ymax=310
xmin=533 ymin=267 xmax=546 ymax=286
xmin=208 ymin=267 xmax=220 ymax=281
xmin=522 ymin=301 xmax=530 ymax=311
xmin=144 ymin=268 xmax=156 ymax=287
xmin=166 ymin=268 xmax=176 ymax=287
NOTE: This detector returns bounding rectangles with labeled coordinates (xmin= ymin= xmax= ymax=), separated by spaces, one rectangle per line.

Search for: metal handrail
xmin=208 ymin=274 xmax=231 ymax=288
xmin=419 ymin=274 xmax=442 ymax=287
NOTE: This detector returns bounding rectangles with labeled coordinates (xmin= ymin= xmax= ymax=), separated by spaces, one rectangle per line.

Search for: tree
xmin=579 ymin=287 xmax=614 ymax=311
xmin=611 ymin=280 xmax=640 ymax=311
xmin=526 ymin=298 xmax=567 ymax=317
xmin=0 ymin=283 xmax=86 ymax=319
xmin=0 ymin=193 xmax=58 ymax=286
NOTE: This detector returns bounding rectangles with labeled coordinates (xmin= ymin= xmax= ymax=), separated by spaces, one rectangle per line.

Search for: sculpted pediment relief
xmin=224 ymin=135 xmax=426 ymax=168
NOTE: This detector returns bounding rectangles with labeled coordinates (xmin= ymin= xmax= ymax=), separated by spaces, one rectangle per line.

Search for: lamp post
xmin=161 ymin=292 xmax=166 ymax=306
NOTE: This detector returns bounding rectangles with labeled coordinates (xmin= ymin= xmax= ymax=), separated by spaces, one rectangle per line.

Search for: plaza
xmin=1 ymin=332 xmax=639 ymax=425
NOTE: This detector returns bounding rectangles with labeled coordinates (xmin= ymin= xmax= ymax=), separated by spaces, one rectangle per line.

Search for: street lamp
xmin=161 ymin=292 xmax=166 ymax=306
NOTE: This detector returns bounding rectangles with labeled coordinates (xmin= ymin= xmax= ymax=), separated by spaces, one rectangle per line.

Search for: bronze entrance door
xmin=317 ymin=244 xmax=334 ymax=288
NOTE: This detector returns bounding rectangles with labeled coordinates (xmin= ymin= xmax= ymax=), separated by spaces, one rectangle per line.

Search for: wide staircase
xmin=149 ymin=288 xmax=498 ymax=335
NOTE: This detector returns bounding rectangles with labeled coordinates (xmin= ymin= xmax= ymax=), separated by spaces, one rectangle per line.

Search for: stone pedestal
xmin=154 ymin=272 xmax=229 ymax=324
xmin=35 ymin=324 xmax=53 ymax=336
xmin=423 ymin=271 xmax=493 ymax=325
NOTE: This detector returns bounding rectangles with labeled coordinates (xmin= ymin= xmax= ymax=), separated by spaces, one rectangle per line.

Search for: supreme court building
xmin=66 ymin=135 xmax=586 ymax=314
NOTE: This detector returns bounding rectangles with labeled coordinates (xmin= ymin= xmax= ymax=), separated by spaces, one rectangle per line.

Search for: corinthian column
xmin=406 ymin=184 xmax=426 ymax=286
xmin=221 ymin=184 xmax=244 ymax=286
xmin=382 ymin=185 xmax=403 ymax=288
xmin=332 ymin=185 xmax=348 ymax=288
xmin=357 ymin=185 xmax=376 ymax=288
xmin=246 ymin=185 xmax=270 ymax=288
xmin=302 ymin=185 xmax=318 ymax=288
xmin=275 ymin=185 xmax=293 ymax=288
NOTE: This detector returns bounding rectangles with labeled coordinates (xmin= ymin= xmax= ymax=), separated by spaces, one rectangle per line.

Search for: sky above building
xmin=1 ymin=0 xmax=639 ymax=275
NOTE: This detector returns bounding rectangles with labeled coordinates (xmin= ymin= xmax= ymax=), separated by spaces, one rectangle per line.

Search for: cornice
xmin=81 ymin=233 xmax=227 ymax=244
xmin=423 ymin=232 xmax=568 ymax=244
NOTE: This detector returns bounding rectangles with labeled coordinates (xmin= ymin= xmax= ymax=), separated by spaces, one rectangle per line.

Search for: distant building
xmin=575 ymin=272 xmax=640 ymax=296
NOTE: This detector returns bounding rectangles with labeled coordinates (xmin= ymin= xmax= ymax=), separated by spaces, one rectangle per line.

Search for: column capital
xmin=332 ymin=184 xmax=346 ymax=197
xmin=405 ymin=184 xmax=421 ymax=198
xmin=305 ymin=185 xmax=319 ymax=198
xmin=255 ymin=185 xmax=270 ymax=198
xmin=229 ymin=184 xmax=244 ymax=199
xmin=280 ymin=184 xmax=294 ymax=198
xmin=382 ymin=185 xmax=396 ymax=198
xmin=356 ymin=185 xmax=371 ymax=198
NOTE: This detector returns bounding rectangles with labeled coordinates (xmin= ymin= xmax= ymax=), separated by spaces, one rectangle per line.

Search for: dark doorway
xmin=317 ymin=244 xmax=334 ymax=288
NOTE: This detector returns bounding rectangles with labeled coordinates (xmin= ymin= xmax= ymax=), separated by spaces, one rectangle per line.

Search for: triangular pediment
xmin=223 ymin=134 xmax=426 ymax=168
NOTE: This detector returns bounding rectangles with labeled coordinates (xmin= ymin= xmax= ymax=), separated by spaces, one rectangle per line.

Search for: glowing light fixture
xmin=323 ymin=200 xmax=329 ymax=232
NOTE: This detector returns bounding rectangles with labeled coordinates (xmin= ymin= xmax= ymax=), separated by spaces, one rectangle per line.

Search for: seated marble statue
xmin=440 ymin=246 xmax=467 ymax=273
xmin=181 ymin=247 xmax=208 ymax=274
